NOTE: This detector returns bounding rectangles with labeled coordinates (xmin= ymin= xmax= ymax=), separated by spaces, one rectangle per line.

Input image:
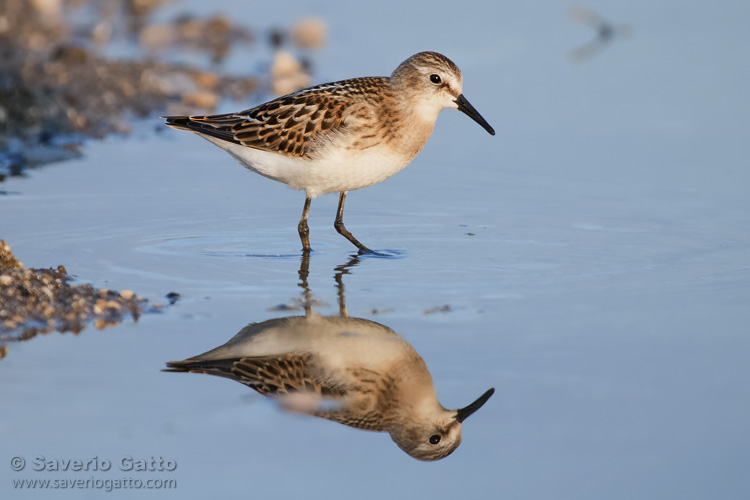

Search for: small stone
xmin=0 ymin=241 xmax=24 ymax=269
xmin=92 ymin=21 xmax=112 ymax=45
xmin=52 ymin=45 xmax=89 ymax=65
xmin=181 ymin=91 xmax=218 ymax=110
xmin=192 ymin=72 xmax=219 ymax=90
xmin=424 ymin=304 xmax=452 ymax=315
xmin=291 ymin=18 xmax=326 ymax=49
xmin=120 ymin=289 xmax=135 ymax=300
xmin=31 ymin=0 xmax=62 ymax=17
xmin=267 ymin=303 xmax=296 ymax=312
xmin=139 ymin=24 xmax=176 ymax=49
xmin=268 ymin=27 xmax=284 ymax=49
xmin=271 ymin=50 xmax=310 ymax=96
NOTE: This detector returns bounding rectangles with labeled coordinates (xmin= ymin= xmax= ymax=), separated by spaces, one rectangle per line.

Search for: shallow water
xmin=2 ymin=0 xmax=750 ymax=499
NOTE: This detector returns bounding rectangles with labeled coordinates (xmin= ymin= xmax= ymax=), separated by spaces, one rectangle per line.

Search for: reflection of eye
xmin=429 ymin=434 xmax=441 ymax=445
xmin=429 ymin=74 xmax=442 ymax=84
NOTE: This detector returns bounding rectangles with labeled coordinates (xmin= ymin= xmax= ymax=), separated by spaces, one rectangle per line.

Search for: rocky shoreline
xmin=0 ymin=0 xmax=323 ymax=179
xmin=0 ymin=240 xmax=156 ymax=356
xmin=0 ymin=1 xmax=326 ymax=356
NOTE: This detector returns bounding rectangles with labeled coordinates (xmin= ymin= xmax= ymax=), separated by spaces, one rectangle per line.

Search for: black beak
xmin=454 ymin=94 xmax=495 ymax=136
xmin=455 ymin=387 xmax=495 ymax=423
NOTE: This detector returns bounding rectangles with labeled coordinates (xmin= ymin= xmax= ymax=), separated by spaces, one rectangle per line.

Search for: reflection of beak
xmin=454 ymin=94 xmax=495 ymax=135
xmin=455 ymin=387 xmax=495 ymax=423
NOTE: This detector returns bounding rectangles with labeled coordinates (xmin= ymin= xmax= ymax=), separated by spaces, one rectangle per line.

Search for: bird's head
xmin=391 ymin=51 xmax=495 ymax=135
xmin=389 ymin=387 xmax=495 ymax=461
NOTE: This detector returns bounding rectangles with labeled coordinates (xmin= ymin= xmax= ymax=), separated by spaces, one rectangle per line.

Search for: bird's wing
xmin=166 ymin=354 xmax=395 ymax=431
xmin=163 ymin=78 xmax=386 ymax=158
xmin=165 ymin=353 xmax=348 ymax=398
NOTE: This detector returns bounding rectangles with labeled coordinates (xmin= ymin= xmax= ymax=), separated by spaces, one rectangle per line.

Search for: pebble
xmin=31 ymin=0 xmax=62 ymax=17
xmin=139 ymin=24 xmax=177 ymax=49
xmin=423 ymin=304 xmax=452 ymax=315
xmin=271 ymin=50 xmax=311 ymax=96
xmin=291 ymin=18 xmax=326 ymax=49
xmin=182 ymin=91 xmax=219 ymax=111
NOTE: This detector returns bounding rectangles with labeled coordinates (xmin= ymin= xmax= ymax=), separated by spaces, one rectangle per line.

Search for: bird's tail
xmin=162 ymin=115 xmax=241 ymax=145
xmin=162 ymin=116 xmax=193 ymax=132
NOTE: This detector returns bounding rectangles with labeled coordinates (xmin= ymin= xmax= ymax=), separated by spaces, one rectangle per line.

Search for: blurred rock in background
xmin=0 ymin=0 xmax=326 ymax=179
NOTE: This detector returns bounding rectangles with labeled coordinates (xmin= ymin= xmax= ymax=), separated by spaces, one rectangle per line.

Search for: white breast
xmin=203 ymin=135 xmax=414 ymax=198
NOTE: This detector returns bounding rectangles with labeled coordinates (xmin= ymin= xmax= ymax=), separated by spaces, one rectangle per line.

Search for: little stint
xmin=166 ymin=314 xmax=494 ymax=460
xmin=164 ymin=51 xmax=494 ymax=253
xmin=165 ymin=254 xmax=495 ymax=460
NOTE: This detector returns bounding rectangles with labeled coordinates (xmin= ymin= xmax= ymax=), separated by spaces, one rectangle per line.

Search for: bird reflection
xmin=166 ymin=254 xmax=494 ymax=461
xmin=568 ymin=5 xmax=631 ymax=62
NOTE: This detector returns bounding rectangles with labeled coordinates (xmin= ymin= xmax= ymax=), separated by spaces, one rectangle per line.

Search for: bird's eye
xmin=429 ymin=74 xmax=442 ymax=84
xmin=429 ymin=434 xmax=441 ymax=445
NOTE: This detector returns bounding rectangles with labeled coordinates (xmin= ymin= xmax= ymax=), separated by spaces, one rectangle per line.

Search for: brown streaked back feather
xmin=163 ymin=77 xmax=390 ymax=158
xmin=165 ymin=353 xmax=396 ymax=431
xmin=165 ymin=353 xmax=348 ymax=398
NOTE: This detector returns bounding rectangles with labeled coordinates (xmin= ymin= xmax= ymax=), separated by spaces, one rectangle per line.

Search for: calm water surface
xmin=2 ymin=0 xmax=749 ymax=498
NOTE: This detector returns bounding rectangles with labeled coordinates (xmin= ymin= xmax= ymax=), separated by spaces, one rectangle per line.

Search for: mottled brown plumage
xmin=165 ymin=312 xmax=494 ymax=461
xmin=166 ymin=76 xmax=400 ymax=159
xmin=167 ymin=351 xmax=403 ymax=431
xmin=164 ymin=52 xmax=494 ymax=253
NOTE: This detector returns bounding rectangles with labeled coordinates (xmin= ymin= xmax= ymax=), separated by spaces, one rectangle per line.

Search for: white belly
xmin=203 ymin=136 xmax=413 ymax=199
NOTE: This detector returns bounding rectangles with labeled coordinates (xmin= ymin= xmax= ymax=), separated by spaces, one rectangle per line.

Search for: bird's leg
xmin=298 ymin=250 xmax=313 ymax=313
xmin=298 ymin=196 xmax=312 ymax=252
xmin=333 ymin=255 xmax=361 ymax=318
xmin=334 ymin=191 xmax=374 ymax=254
